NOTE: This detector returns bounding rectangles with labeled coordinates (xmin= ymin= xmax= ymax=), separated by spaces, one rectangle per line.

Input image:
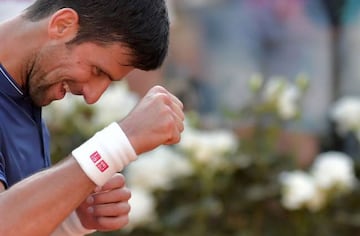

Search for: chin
xmin=43 ymin=98 xmax=58 ymax=106
xmin=35 ymin=101 xmax=48 ymax=107
xmin=33 ymin=98 xmax=51 ymax=107
xmin=37 ymin=93 xmax=65 ymax=106
xmin=42 ymin=101 xmax=52 ymax=107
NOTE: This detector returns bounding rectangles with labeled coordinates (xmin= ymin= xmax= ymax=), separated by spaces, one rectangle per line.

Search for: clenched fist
xmin=118 ymin=85 xmax=184 ymax=154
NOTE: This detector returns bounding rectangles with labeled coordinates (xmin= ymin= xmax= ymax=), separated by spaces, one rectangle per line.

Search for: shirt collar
xmin=0 ymin=64 xmax=25 ymax=98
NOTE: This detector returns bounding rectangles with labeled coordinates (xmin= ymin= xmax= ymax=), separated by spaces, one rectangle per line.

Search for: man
xmin=0 ymin=0 xmax=184 ymax=235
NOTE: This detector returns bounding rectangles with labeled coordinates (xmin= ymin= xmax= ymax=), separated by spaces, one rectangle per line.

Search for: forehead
xmin=74 ymin=42 xmax=133 ymax=63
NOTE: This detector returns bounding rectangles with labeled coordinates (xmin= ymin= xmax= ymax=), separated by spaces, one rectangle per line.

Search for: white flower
xmin=279 ymin=171 xmax=318 ymax=210
xmin=126 ymin=147 xmax=193 ymax=191
xmin=277 ymin=85 xmax=300 ymax=120
xmin=311 ymin=151 xmax=356 ymax=193
xmin=126 ymin=187 xmax=157 ymax=230
xmin=263 ymin=76 xmax=287 ymax=102
xmin=306 ymin=189 xmax=327 ymax=212
xmin=92 ymin=82 xmax=139 ymax=127
xmin=263 ymin=77 xmax=301 ymax=120
xmin=330 ymin=96 xmax=360 ymax=135
xmin=280 ymin=152 xmax=357 ymax=212
xmin=43 ymin=93 xmax=82 ymax=126
xmin=178 ymin=124 xmax=238 ymax=169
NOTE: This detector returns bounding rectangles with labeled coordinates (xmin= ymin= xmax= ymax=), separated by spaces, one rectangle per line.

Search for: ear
xmin=47 ymin=8 xmax=79 ymax=41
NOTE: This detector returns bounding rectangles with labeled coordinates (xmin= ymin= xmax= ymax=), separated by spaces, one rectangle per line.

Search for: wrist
xmin=72 ymin=122 xmax=137 ymax=186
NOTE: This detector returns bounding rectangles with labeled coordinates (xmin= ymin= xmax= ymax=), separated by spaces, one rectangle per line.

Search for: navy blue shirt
xmin=0 ymin=64 xmax=51 ymax=188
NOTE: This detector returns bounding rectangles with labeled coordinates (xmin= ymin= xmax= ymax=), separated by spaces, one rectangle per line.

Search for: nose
xmin=82 ymin=79 xmax=111 ymax=104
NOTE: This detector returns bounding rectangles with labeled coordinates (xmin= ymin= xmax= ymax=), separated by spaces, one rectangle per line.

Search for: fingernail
xmin=87 ymin=206 xmax=94 ymax=214
xmin=87 ymin=196 xmax=94 ymax=204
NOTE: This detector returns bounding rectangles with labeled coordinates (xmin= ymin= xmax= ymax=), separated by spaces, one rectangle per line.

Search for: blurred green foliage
xmin=44 ymin=79 xmax=360 ymax=236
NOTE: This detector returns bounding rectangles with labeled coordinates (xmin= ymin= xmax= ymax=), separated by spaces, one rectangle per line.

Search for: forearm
xmin=0 ymin=85 xmax=184 ymax=235
xmin=51 ymin=211 xmax=95 ymax=236
xmin=0 ymin=157 xmax=95 ymax=236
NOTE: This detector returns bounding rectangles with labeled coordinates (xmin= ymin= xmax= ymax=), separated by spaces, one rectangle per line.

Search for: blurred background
xmin=4 ymin=0 xmax=360 ymax=235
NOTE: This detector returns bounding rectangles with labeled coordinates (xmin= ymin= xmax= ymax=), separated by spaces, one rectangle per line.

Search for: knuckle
xmin=151 ymin=90 xmax=171 ymax=104
xmin=173 ymin=135 xmax=181 ymax=144
xmin=158 ymin=93 xmax=171 ymax=104
xmin=153 ymin=85 xmax=166 ymax=92
xmin=149 ymin=85 xmax=166 ymax=96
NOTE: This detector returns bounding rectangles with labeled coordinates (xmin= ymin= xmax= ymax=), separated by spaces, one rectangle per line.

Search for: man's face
xmin=28 ymin=42 xmax=135 ymax=106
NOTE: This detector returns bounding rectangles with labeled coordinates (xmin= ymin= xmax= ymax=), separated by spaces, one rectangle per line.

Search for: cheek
xmin=64 ymin=65 xmax=93 ymax=83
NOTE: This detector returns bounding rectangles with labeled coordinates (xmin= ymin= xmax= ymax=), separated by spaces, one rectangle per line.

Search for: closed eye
xmin=93 ymin=66 xmax=103 ymax=76
xmin=92 ymin=66 xmax=115 ymax=81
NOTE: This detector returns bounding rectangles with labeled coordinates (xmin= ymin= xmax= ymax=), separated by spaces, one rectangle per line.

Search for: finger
xmin=160 ymin=88 xmax=184 ymax=113
xmin=92 ymin=201 xmax=131 ymax=217
xmin=172 ymin=110 xmax=184 ymax=133
xmin=97 ymin=215 xmax=129 ymax=232
xmin=156 ymin=90 xmax=184 ymax=123
xmin=150 ymin=85 xmax=184 ymax=111
xmin=92 ymin=187 xmax=131 ymax=204
xmin=100 ymin=173 xmax=126 ymax=192
xmin=170 ymin=100 xmax=185 ymax=122
xmin=164 ymin=120 xmax=182 ymax=145
xmin=168 ymin=92 xmax=184 ymax=110
xmin=148 ymin=85 xmax=168 ymax=96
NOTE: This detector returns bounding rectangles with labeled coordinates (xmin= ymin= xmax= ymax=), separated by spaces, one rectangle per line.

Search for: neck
xmin=0 ymin=15 xmax=46 ymax=89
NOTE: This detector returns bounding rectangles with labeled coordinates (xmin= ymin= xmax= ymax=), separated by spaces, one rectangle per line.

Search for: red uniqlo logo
xmin=96 ymin=160 xmax=109 ymax=172
xmin=90 ymin=151 xmax=101 ymax=163
xmin=89 ymin=151 xmax=109 ymax=172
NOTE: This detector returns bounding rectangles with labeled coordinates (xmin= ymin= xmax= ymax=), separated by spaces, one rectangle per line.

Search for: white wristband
xmin=72 ymin=122 xmax=137 ymax=186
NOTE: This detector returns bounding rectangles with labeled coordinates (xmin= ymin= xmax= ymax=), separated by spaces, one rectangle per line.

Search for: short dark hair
xmin=24 ymin=0 xmax=169 ymax=71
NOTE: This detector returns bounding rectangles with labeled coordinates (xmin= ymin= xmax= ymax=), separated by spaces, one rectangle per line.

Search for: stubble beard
xmin=27 ymin=65 xmax=52 ymax=107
